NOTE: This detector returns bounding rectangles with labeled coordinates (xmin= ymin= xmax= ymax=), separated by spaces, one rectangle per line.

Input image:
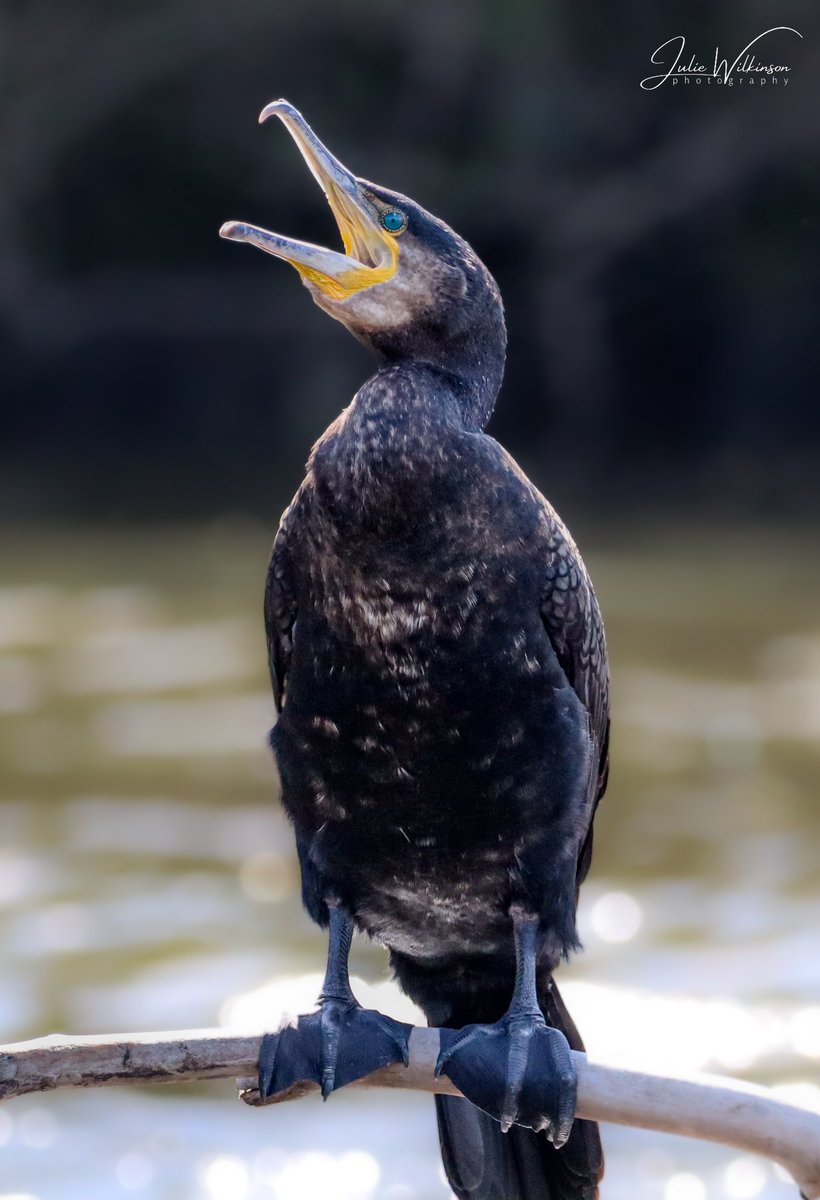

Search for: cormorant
xmin=221 ymin=100 xmax=609 ymax=1200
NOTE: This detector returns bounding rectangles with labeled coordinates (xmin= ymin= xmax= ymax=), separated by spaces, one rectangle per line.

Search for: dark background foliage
xmin=3 ymin=0 xmax=818 ymax=524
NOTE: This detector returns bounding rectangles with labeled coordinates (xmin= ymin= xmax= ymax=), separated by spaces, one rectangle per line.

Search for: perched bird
xmin=221 ymin=100 xmax=609 ymax=1200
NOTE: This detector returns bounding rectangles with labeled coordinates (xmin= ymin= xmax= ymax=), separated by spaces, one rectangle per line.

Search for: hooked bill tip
xmin=219 ymin=221 xmax=244 ymax=240
xmin=258 ymin=98 xmax=294 ymax=125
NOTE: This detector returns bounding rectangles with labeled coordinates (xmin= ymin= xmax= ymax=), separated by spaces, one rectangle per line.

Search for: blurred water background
xmin=1 ymin=522 xmax=818 ymax=1200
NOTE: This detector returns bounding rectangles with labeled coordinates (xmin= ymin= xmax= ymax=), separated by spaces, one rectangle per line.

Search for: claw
xmin=435 ymin=1025 xmax=484 ymax=1078
xmin=379 ymin=1014 xmax=411 ymax=1068
xmin=550 ymin=1032 xmax=579 ymax=1148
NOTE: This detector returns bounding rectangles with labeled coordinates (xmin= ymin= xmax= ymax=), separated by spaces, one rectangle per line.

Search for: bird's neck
xmin=353 ymin=361 xmax=467 ymax=430
xmin=366 ymin=307 xmax=507 ymax=432
xmin=309 ymin=362 xmax=478 ymax=536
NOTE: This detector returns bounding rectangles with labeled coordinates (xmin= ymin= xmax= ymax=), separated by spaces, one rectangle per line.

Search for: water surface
xmin=1 ymin=523 xmax=818 ymax=1200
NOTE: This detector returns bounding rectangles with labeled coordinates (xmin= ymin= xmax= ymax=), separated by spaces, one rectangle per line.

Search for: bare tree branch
xmin=2 ymin=1026 xmax=818 ymax=1197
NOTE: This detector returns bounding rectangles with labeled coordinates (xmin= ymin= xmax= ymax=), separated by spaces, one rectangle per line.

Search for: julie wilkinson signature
xmin=640 ymin=27 xmax=802 ymax=91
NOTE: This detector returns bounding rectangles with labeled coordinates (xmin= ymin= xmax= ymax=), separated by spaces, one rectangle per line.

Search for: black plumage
xmin=223 ymin=101 xmax=609 ymax=1200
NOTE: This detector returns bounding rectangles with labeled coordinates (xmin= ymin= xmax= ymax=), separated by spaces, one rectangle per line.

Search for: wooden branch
xmin=2 ymin=1027 xmax=818 ymax=1198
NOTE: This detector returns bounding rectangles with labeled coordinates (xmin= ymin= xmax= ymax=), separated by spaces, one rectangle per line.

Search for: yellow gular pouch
xmin=298 ymin=229 xmax=400 ymax=302
xmin=297 ymin=253 xmax=399 ymax=302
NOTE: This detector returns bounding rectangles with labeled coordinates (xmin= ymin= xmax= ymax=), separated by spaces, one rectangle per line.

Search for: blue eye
xmin=381 ymin=210 xmax=406 ymax=233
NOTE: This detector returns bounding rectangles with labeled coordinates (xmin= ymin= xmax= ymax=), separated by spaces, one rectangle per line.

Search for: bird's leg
xmin=258 ymin=900 xmax=411 ymax=1102
xmin=435 ymin=909 xmax=577 ymax=1146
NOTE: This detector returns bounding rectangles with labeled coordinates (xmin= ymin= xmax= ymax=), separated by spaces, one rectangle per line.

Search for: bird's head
xmin=220 ymin=101 xmax=505 ymax=404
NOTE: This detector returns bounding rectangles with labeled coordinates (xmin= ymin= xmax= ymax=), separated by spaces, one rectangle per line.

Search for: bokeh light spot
xmin=338 ymin=1151 xmax=381 ymax=1196
xmin=590 ymin=891 xmax=643 ymax=943
xmin=17 ymin=1108 xmax=58 ymax=1149
xmin=723 ymin=1156 xmax=767 ymax=1198
xmin=268 ymin=1150 xmax=381 ymax=1200
xmin=665 ymin=1173 xmax=706 ymax=1200
xmin=199 ymin=1155 xmax=250 ymax=1200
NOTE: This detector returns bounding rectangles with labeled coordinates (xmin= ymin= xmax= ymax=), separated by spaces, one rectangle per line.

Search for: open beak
xmin=220 ymin=100 xmax=398 ymax=301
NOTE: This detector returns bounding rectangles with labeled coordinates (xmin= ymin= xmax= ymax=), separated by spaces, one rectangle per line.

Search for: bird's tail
xmin=434 ymin=982 xmax=603 ymax=1200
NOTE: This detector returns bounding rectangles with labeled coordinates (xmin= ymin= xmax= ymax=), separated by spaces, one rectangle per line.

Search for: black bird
xmin=221 ymin=100 xmax=609 ymax=1200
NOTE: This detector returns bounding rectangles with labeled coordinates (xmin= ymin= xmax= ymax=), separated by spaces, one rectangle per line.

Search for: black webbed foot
xmin=435 ymin=1009 xmax=576 ymax=1146
xmin=258 ymin=998 xmax=411 ymax=1102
